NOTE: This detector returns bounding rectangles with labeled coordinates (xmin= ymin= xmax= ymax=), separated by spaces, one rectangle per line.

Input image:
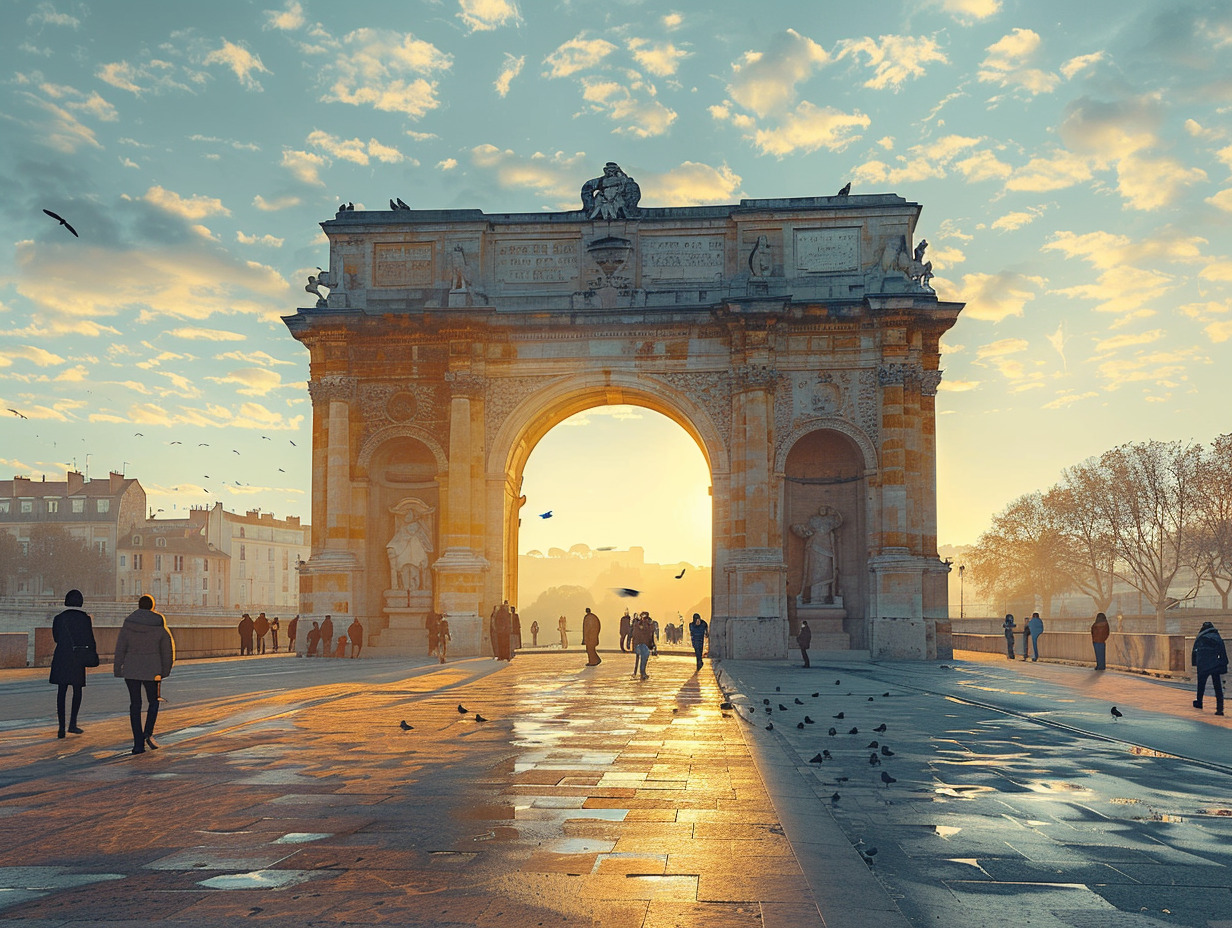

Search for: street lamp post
xmin=959 ymin=564 xmax=965 ymax=619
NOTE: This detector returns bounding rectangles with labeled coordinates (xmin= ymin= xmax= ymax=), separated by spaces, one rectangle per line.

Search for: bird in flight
xmin=278 ymin=468 xmax=285 ymax=473
xmin=42 ymin=208 xmax=78 ymax=237
xmin=198 ymin=443 xmax=209 ymax=447
xmin=134 ymin=432 xmax=144 ymax=437
xmin=289 ymin=440 xmax=296 ymax=446
xmin=232 ymin=450 xmax=240 ymax=455
xmin=261 ymin=435 xmax=271 ymax=441
xmin=675 ymin=568 xmax=686 ymax=579
xmin=613 ymin=587 xmax=640 ymax=598
xmin=169 ymin=441 xmax=181 ymax=445
xmin=538 ymin=510 xmax=552 ymax=519
xmin=7 ymin=408 xmax=27 ymax=419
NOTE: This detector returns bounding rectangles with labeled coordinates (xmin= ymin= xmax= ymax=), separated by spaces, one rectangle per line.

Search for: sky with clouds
xmin=1 ymin=0 xmax=1230 ymax=560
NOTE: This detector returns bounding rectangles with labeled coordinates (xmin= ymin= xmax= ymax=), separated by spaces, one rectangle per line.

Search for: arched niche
xmin=783 ymin=429 xmax=868 ymax=647
xmin=365 ymin=436 xmax=440 ymax=615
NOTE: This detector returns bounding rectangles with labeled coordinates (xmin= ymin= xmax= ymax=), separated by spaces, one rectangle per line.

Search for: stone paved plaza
xmin=2 ymin=651 xmax=1231 ymax=927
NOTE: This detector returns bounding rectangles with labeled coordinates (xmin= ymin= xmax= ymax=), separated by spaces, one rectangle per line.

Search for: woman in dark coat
xmin=49 ymin=589 xmax=96 ymax=739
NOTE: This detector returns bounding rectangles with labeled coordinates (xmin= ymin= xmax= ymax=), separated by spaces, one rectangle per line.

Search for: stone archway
xmin=285 ymin=164 xmax=962 ymax=659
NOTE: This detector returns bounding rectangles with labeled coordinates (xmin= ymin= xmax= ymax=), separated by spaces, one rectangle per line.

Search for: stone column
xmin=299 ymin=376 xmax=361 ymax=632
xmin=432 ymin=371 xmax=488 ymax=655
xmin=723 ymin=365 xmax=788 ymax=659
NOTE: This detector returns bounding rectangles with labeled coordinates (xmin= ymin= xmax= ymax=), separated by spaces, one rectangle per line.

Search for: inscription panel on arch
xmin=494 ymin=238 xmax=579 ymax=286
xmin=795 ymin=228 xmax=859 ymax=274
xmin=374 ymin=243 xmax=434 ymax=287
xmin=640 ymin=235 xmax=725 ymax=282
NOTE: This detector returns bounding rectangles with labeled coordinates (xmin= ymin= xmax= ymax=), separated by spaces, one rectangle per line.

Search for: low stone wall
xmin=953 ymin=631 xmax=1192 ymax=676
xmin=33 ymin=626 xmax=241 ymax=667
xmin=0 ymin=633 xmax=26 ymax=668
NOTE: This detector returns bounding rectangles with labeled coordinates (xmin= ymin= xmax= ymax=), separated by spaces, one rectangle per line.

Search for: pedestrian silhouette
xmin=49 ymin=589 xmax=96 ymax=739
xmin=113 ymin=595 xmax=175 ymax=755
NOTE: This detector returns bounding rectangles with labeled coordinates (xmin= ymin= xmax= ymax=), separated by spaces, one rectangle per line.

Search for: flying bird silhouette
xmin=261 ymin=435 xmax=271 ymax=440
xmin=134 ymin=432 xmax=144 ymax=437
xmin=42 ymin=208 xmax=78 ymax=237
xmin=289 ymin=440 xmax=296 ymax=446
xmin=811 ymin=692 xmax=820 ymax=698
xmin=675 ymin=568 xmax=686 ymax=579
xmin=399 ymin=720 xmax=413 ymax=731
xmin=7 ymin=409 xmax=27 ymax=419
xmin=794 ymin=698 xmax=804 ymax=705
xmin=198 ymin=443 xmax=209 ymax=447
xmin=778 ymin=703 xmax=788 ymax=711
xmin=278 ymin=468 xmax=285 ymax=472
xmin=613 ymin=587 xmax=640 ymax=597
xmin=804 ymin=716 xmax=814 ymax=724
xmin=538 ymin=510 xmax=553 ymax=519
xmin=169 ymin=441 xmax=181 ymax=445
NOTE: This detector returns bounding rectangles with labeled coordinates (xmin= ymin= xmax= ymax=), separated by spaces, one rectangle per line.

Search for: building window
xmin=202 ymin=578 xmax=208 ymax=590
xmin=132 ymin=553 xmax=143 ymax=570
xmin=71 ymin=498 xmax=84 ymax=513
xmin=154 ymin=554 xmax=162 ymax=570
xmin=156 ymin=537 xmax=166 ymax=547
xmin=95 ymin=540 xmax=107 ymax=556
xmin=239 ymin=526 xmax=245 ymax=538
xmin=203 ymin=558 xmax=209 ymax=572
xmin=202 ymin=593 xmax=208 ymax=606
xmin=47 ymin=500 xmax=59 ymax=513
xmin=268 ymin=547 xmax=274 ymax=561
xmin=173 ymin=555 xmax=184 ymax=571
xmin=132 ymin=535 xmax=142 ymax=546
xmin=97 ymin=499 xmax=110 ymax=513
xmin=0 ymin=501 xmax=9 ymax=513
xmin=240 ymin=545 xmax=246 ymax=561
xmin=20 ymin=500 xmax=33 ymax=514
xmin=120 ymin=555 xmax=127 ymax=567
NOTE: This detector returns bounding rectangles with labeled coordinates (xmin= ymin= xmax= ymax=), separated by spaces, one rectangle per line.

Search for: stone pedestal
xmin=727 ymin=615 xmax=787 ymax=660
xmin=870 ymin=615 xmax=927 ymax=659
xmin=371 ymin=590 xmax=433 ymax=654
xmin=797 ymin=603 xmax=850 ymax=650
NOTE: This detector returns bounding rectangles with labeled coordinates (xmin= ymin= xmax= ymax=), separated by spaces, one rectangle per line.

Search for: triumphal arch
xmin=284 ymin=164 xmax=962 ymax=660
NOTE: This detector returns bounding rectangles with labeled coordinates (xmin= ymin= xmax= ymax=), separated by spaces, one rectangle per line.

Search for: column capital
xmin=308 ymin=374 xmax=357 ymax=405
xmin=445 ymin=370 xmax=486 ymax=398
xmin=729 ymin=364 xmax=781 ymax=393
xmin=919 ymin=370 xmax=943 ymax=396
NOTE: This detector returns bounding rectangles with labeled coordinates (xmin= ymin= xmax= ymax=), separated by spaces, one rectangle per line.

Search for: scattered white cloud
xmin=264 ymin=1 xmax=304 ymax=31
xmin=203 ymin=40 xmax=271 ymax=91
xmin=1004 ymin=148 xmax=1092 ymax=192
xmin=1097 ymin=347 xmax=1209 ymax=390
xmin=1206 ymin=189 xmax=1232 ymax=212
xmin=835 ymin=35 xmax=948 ymax=91
xmin=469 ymin=145 xmax=588 ymax=203
xmin=253 ymin=194 xmax=300 ymax=211
xmin=627 ymin=38 xmax=690 ymax=77
xmin=321 ymin=29 xmax=452 ymax=119
xmin=641 ymin=162 xmax=742 ymax=206
xmin=281 ymin=149 xmax=326 ymax=186
xmin=1093 ymin=329 xmax=1163 ymax=353
xmin=579 ymin=77 xmax=677 ymax=138
xmin=747 ymin=101 xmax=870 ymax=157
xmin=96 ymin=59 xmax=193 ymax=96
xmin=166 ymin=327 xmax=248 ymax=341
xmin=978 ymin=28 xmax=1060 ymax=95
xmin=990 ymin=207 xmax=1044 ymax=231
xmin=6 ymin=345 xmax=66 ymax=367
xmin=1116 ymin=154 xmax=1206 ymax=211
xmin=543 ymin=34 xmax=617 ymax=79
xmin=206 ymin=367 xmax=285 ymax=396
xmin=214 ymin=350 xmax=295 ymax=366
xmin=27 ymin=3 xmax=80 ymax=28
xmin=724 ymin=30 xmax=828 ymax=118
xmin=494 ymin=53 xmax=524 ymax=96
xmin=458 ymin=0 xmax=521 ymax=32
xmin=236 ymin=231 xmax=285 ymax=247
xmin=928 ymin=0 xmax=1000 ymax=24
xmin=954 ymin=271 xmax=1043 ymax=322
xmin=662 ymin=12 xmax=683 ymax=29
xmin=143 ymin=185 xmax=230 ymax=220
xmin=1042 ymin=391 xmax=1098 ymax=409
xmin=1060 ymin=51 xmax=1104 ymax=79
xmin=438 ymin=158 xmax=458 ymax=171
xmin=937 ymin=378 xmax=981 ymax=392
xmin=306 ymin=130 xmax=405 ymax=165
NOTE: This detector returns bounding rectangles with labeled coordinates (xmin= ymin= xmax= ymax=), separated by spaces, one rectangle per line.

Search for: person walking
xmin=49 ymin=589 xmax=96 ymax=739
xmin=1192 ymin=621 xmax=1227 ymax=715
xmin=1027 ymin=612 xmax=1045 ymax=662
xmin=689 ymin=612 xmax=709 ymax=672
xmin=1002 ymin=614 xmax=1016 ymax=660
xmin=437 ymin=615 xmax=451 ymax=663
xmin=426 ymin=612 xmax=440 ymax=658
xmin=238 ymin=613 xmax=254 ymax=655
xmin=494 ymin=601 xmax=512 ymax=661
xmin=1090 ymin=612 xmax=1110 ymax=670
xmin=558 ymin=615 xmax=568 ymax=650
xmin=582 ymin=607 xmax=601 ymax=666
xmin=530 ymin=620 xmax=539 ymax=647
xmin=619 ymin=610 xmax=632 ymax=652
xmin=287 ymin=615 xmax=300 ymax=656
xmin=306 ymin=620 xmax=321 ymax=657
xmin=270 ymin=616 xmax=280 ymax=653
xmin=348 ymin=617 xmax=364 ymax=658
xmin=796 ymin=619 xmax=811 ymax=669
xmin=254 ymin=612 xmax=270 ymax=655
xmin=1021 ymin=618 xmax=1030 ymax=661
xmin=113 ymin=595 xmax=175 ymax=755
xmin=319 ymin=614 xmax=334 ymax=658
xmin=630 ymin=612 xmax=654 ymax=680
xmin=511 ymin=607 xmax=522 ymax=655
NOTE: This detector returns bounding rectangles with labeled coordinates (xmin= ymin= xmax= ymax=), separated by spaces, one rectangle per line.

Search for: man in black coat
xmin=1192 ymin=621 xmax=1228 ymax=715
xmin=238 ymin=613 xmax=254 ymax=655
xmin=49 ymin=589 xmax=96 ymax=738
xmin=319 ymin=615 xmax=334 ymax=658
xmin=797 ymin=620 xmax=812 ymax=668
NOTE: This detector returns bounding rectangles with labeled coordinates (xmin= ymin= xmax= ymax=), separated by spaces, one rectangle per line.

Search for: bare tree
xmin=1189 ymin=433 xmax=1232 ymax=608
xmin=25 ymin=524 xmax=111 ymax=599
xmin=1090 ymin=441 xmax=1201 ymax=630
xmin=0 ymin=531 xmax=23 ymax=596
xmin=1050 ymin=468 xmax=1118 ymax=614
xmin=965 ymin=491 xmax=1070 ymax=614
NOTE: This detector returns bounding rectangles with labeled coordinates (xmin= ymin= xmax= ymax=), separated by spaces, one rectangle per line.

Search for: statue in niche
xmin=386 ymin=498 xmax=434 ymax=592
xmin=448 ymin=243 xmax=471 ymax=292
xmin=580 ymin=162 xmax=641 ymax=220
xmin=748 ymin=235 xmax=772 ymax=277
xmin=792 ymin=505 xmax=843 ymax=604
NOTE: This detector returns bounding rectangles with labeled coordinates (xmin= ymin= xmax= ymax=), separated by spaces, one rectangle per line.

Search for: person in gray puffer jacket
xmin=113 ymin=595 xmax=175 ymax=755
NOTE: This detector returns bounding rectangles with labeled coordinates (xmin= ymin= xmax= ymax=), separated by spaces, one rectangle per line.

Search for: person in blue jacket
xmin=1192 ymin=621 xmax=1227 ymax=716
xmin=689 ymin=613 xmax=709 ymax=671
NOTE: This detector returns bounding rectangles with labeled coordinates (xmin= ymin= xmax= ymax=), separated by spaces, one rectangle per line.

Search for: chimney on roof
xmin=109 ymin=471 xmax=124 ymax=494
xmin=66 ymin=470 xmax=85 ymax=495
xmin=13 ymin=475 xmax=31 ymax=494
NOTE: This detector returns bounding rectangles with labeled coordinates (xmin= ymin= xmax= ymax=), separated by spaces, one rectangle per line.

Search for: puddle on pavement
xmin=547 ymin=838 xmax=615 ymax=855
xmin=933 ymin=826 xmax=962 ymax=838
xmin=197 ymin=869 xmax=320 ymax=890
xmin=933 ymin=784 xmax=997 ymax=799
xmin=272 ymin=832 xmax=332 ymax=844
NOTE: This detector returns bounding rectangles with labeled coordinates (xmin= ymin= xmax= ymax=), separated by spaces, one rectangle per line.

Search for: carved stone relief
xmin=653 ymin=370 xmax=732 ymax=453
xmin=308 ymin=374 xmax=357 ymax=406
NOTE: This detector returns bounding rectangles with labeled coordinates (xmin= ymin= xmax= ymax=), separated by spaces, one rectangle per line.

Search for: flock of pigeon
xmin=399 ymin=702 xmax=490 ymax=732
